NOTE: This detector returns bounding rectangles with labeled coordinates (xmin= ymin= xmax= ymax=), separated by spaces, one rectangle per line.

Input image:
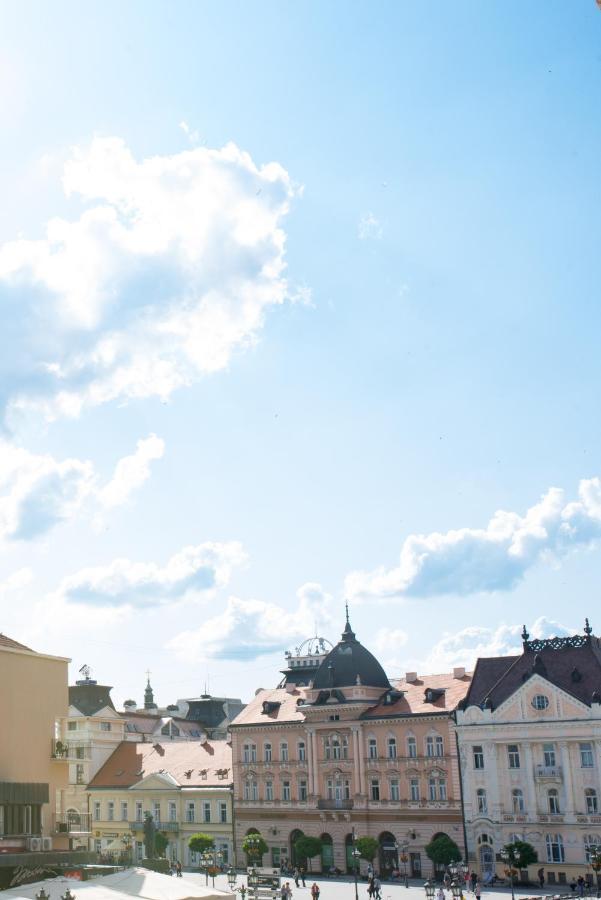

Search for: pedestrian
xmin=281 ymin=883 xmax=288 ymax=900
xmin=373 ymin=876 xmax=381 ymax=900
xmin=294 ymin=869 xmax=300 ymax=889
xmin=474 ymin=882 xmax=481 ymax=900
xmin=367 ymin=877 xmax=375 ymax=899
xmin=538 ymin=869 xmax=545 ymax=890
xmin=577 ymin=876 xmax=585 ymax=897
xmin=311 ymin=884 xmax=320 ymax=900
xmin=286 ymin=881 xmax=294 ymax=900
xmin=300 ymin=868 xmax=306 ymax=888
xmin=444 ymin=873 xmax=451 ymax=890
xmin=176 ymin=861 xmax=182 ymax=878
xmin=436 ymin=888 xmax=445 ymax=900
xmin=570 ymin=880 xmax=577 ymax=893
xmin=470 ymin=873 xmax=477 ymax=893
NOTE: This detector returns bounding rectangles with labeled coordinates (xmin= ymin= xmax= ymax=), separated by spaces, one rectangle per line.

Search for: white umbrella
xmin=3 ymin=869 xmax=232 ymax=900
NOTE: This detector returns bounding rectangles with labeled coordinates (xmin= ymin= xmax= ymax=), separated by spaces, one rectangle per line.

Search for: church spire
xmin=341 ymin=601 xmax=356 ymax=642
xmin=144 ymin=670 xmax=156 ymax=709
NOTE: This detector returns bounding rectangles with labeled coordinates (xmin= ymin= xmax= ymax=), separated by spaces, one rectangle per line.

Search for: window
xmin=250 ymin=780 xmax=258 ymax=801
xmin=438 ymin=778 xmax=447 ymax=801
xmin=75 ymin=764 xmax=85 ymax=784
xmin=298 ymin=741 xmax=306 ymax=762
xmin=153 ymin=801 xmax=160 ymax=823
xmin=407 ymin=736 xmax=417 ymax=758
xmin=508 ymin=744 xmax=521 ymax=769
xmin=121 ymin=801 xmax=128 ymax=822
xmin=282 ymin=780 xmax=291 ymax=801
xmin=586 ymin=789 xmax=598 ymax=814
xmin=477 ymin=788 xmax=488 ymax=814
xmin=219 ymin=802 xmax=227 ymax=823
xmin=265 ymin=780 xmax=274 ymax=801
xmin=532 ymin=694 xmax=549 ymax=710
xmin=68 ymin=721 xmax=78 ymax=731
xmin=548 ymin=790 xmax=560 ymax=814
xmin=512 ymin=789 xmax=525 ymax=813
xmin=388 ymin=737 xmax=397 ymax=759
xmin=435 ymin=736 xmax=444 ymax=757
xmin=368 ymin=738 xmax=378 ymax=759
xmin=473 ymin=746 xmax=484 ymax=769
xmin=390 ymin=778 xmax=400 ymax=801
xmin=370 ymin=778 xmax=380 ymax=801
xmin=264 ymin=743 xmax=272 ymax=762
xmin=546 ymin=833 xmax=565 ymax=863
xmin=580 ymin=743 xmax=595 ymax=768
xmin=100 ymin=722 xmax=111 ymax=732
xmin=428 ymin=778 xmax=437 ymax=801
xmin=168 ymin=801 xmax=176 ymax=822
xmin=585 ymin=835 xmax=601 ymax=862
xmin=75 ymin=746 xmax=85 ymax=759
xmin=299 ymin=779 xmax=308 ymax=802
xmin=410 ymin=778 xmax=420 ymax=802
xmin=543 ymin=743 xmax=556 ymax=767
xmin=93 ymin=801 xmax=101 ymax=821
xmin=203 ymin=801 xmax=211 ymax=823
xmin=243 ymin=743 xmax=257 ymax=763
xmin=135 ymin=801 xmax=143 ymax=822
xmin=186 ymin=802 xmax=195 ymax=823
xmin=280 ymin=742 xmax=289 ymax=762
xmin=426 ymin=736 xmax=435 ymax=757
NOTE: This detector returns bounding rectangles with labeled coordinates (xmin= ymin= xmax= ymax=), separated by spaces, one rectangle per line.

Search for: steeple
xmin=144 ymin=671 xmax=156 ymax=710
xmin=341 ymin=601 xmax=356 ymax=643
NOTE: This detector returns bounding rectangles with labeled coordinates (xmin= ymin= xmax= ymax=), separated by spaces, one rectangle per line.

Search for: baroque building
xmin=230 ymin=615 xmax=471 ymax=875
xmin=455 ymin=620 xmax=601 ymax=887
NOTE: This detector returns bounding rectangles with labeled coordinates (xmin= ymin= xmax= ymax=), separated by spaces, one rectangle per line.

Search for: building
xmin=455 ymin=620 xmax=601 ymax=886
xmin=0 ymin=632 xmax=92 ymax=888
xmin=87 ymin=740 xmax=234 ymax=865
xmin=230 ymin=615 xmax=471 ymax=875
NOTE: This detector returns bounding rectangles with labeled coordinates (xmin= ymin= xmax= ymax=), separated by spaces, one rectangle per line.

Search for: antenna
xmin=345 ymin=600 xmax=350 ymax=624
xmin=79 ymin=664 xmax=91 ymax=680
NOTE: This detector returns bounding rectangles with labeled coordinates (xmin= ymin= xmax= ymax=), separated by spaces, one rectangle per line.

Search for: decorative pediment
xmin=130 ymin=771 xmax=180 ymax=790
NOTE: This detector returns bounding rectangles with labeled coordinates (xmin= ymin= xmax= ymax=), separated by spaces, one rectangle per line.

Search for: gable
xmin=492 ymin=673 xmax=591 ymax=722
xmin=130 ymin=772 xmax=180 ymax=790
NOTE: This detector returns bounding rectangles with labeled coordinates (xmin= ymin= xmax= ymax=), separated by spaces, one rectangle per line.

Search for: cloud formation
xmin=168 ymin=581 xmax=334 ymax=661
xmin=54 ymin=541 xmax=246 ymax=607
xmin=346 ymin=478 xmax=601 ymax=601
xmin=358 ymin=212 xmax=383 ymax=240
xmin=0 ymin=136 xmax=296 ymax=423
xmin=0 ymin=435 xmax=163 ymax=542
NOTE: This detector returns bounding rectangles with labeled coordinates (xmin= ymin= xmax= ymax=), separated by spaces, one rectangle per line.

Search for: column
xmin=357 ymin=726 xmax=366 ymax=796
xmin=484 ymin=742 xmax=501 ymax=819
xmin=522 ymin=742 xmax=538 ymax=818
xmin=559 ymin=742 xmax=575 ymax=816
xmin=311 ymin=730 xmax=319 ymax=795
xmin=307 ymin=729 xmax=315 ymax=797
xmin=352 ymin=728 xmax=360 ymax=796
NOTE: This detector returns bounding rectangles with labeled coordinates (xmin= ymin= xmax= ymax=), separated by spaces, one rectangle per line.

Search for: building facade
xmin=230 ymin=618 xmax=471 ymax=875
xmin=455 ymin=621 xmax=601 ymax=886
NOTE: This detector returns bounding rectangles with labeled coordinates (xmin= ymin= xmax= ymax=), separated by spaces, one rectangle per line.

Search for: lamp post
xmin=62 ymin=890 xmax=76 ymax=900
xmin=35 ymin=890 xmax=49 ymax=900
xmin=351 ymin=828 xmax=361 ymax=900
xmin=424 ymin=881 xmax=436 ymax=900
xmin=396 ymin=842 xmax=409 ymax=888
xmin=237 ymin=886 xmax=248 ymax=900
xmin=228 ymin=867 xmax=238 ymax=890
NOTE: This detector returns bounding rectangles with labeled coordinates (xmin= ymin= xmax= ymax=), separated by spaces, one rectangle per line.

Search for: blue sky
xmin=1 ymin=1 xmax=601 ymax=706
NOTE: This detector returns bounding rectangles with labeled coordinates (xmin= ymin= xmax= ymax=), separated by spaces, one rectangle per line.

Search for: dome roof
xmin=312 ymin=614 xmax=391 ymax=691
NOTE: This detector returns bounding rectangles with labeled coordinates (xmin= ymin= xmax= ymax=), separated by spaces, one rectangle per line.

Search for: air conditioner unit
xmin=42 ymin=837 xmax=53 ymax=851
xmin=28 ymin=837 xmax=43 ymax=851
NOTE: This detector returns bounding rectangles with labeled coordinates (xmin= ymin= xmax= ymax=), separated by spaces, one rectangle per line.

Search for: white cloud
xmin=168 ymin=581 xmax=334 ymax=661
xmin=0 ymin=567 xmax=33 ymax=593
xmin=358 ymin=212 xmax=383 ymax=240
xmin=53 ymin=541 xmax=246 ymax=608
xmin=346 ymin=478 xmax=601 ymax=601
xmin=0 ymin=136 xmax=298 ymax=423
xmin=0 ymin=435 xmax=163 ymax=542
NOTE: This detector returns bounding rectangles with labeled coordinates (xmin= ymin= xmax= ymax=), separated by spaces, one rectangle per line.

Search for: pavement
xmin=181 ymin=871 xmax=563 ymax=900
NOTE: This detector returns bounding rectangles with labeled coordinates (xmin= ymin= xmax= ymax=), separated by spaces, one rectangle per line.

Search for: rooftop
xmin=88 ymin=739 xmax=232 ymax=788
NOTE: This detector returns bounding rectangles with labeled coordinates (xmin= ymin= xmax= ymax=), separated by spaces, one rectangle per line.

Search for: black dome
xmin=312 ymin=617 xmax=391 ymax=691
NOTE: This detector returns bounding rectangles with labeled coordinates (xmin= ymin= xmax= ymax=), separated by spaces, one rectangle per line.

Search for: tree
xmin=188 ymin=833 xmax=215 ymax=856
xmin=425 ymin=835 xmax=462 ymax=868
xmin=143 ymin=812 xmax=156 ymax=859
xmin=294 ymin=836 xmax=323 ymax=871
xmin=355 ymin=837 xmax=379 ymax=863
xmin=242 ymin=832 xmax=268 ymax=864
xmin=155 ymin=832 xmax=169 ymax=858
xmin=502 ymin=841 xmax=538 ymax=869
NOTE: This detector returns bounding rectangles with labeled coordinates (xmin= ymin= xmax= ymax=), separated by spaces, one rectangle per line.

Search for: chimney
xmin=405 ymin=672 xmax=418 ymax=683
xmin=453 ymin=667 xmax=466 ymax=679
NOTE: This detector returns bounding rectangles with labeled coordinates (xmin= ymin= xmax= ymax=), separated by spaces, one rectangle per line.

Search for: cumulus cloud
xmin=346 ymin=478 xmax=601 ymax=601
xmin=0 ymin=434 xmax=162 ymax=542
xmin=53 ymin=541 xmax=246 ymax=607
xmin=358 ymin=212 xmax=383 ymax=240
xmin=0 ymin=136 xmax=297 ymax=423
xmin=168 ymin=581 xmax=334 ymax=661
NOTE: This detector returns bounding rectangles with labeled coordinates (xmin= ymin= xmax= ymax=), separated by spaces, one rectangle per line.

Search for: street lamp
xmin=228 ymin=867 xmax=238 ymax=889
xmin=351 ymin=828 xmax=361 ymax=900
xmin=396 ymin=841 xmax=409 ymax=888
xmin=424 ymin=881 xmax=436 ymax=900
xmin=237 ymin=886 xmax=247 ymax=900
xmin=62 ymin=890 xmax=76 ymax=900
xmin=35 ymin=890 xmax=49 ymax=900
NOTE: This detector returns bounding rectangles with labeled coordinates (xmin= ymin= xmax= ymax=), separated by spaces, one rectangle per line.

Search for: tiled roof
xmin=230 ymin=687 xmax=307 ymax=727
xmin=70 ymin=683 xmax=116 ymax=716
xmin=0 ymin=633 xmax=33 ymax=652
xmin=88 ymin=739 xmax=232 ymax=788
xmin=122 ymin=712 xmax=205 ymax=737
xmin=365 ymin=672 xmax=472 ymax=718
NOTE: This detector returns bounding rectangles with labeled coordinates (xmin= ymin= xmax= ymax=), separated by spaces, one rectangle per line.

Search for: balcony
xmin=535 ymin=765 xmax=563 ymax=780
xmin=51 ymin=739 xmax=92 ymax=761
xmin=129 ymin=821 xmax=180 ymax=832
xmin=54 ymin=813 xmax=92 ymax=834
xmin=317 ymin=799 xmax=354 ymax=810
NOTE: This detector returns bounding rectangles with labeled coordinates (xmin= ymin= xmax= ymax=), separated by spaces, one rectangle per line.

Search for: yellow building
xmin=87 ymin=739 xmax=234 ymax=866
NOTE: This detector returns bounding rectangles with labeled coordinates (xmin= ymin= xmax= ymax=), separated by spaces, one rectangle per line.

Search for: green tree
xmin=425 ymin=835 xmax=462 ymax=868
xmin=355 ymin=837 xmax=379 ymax=863
xmin=242 ymin=832 xmax=268 ymax=864
xmin=188 ymin=833 xmax=215 ymax=856
xmin=502 ymin=841 xmax=538 ymax=869
xmin=295 ymin=836 xmax=323 ymax=871
xmin=155 ymin=832 xmax=169 ymax=858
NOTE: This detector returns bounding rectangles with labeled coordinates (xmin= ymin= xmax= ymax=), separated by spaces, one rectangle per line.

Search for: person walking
xmin=373 ymin=876 xmax=381 ymax=900
xmin=470 ymin=873 xmax=477 ymax=893
xmin=294 ymin=869 xmax=300 ymax=889
xmin=311 ymin=884 xmax=320 ymax=900
xmin=176 ymin=861 xmax=182 ymax=878
xmin=538 ymin=869 xmax=545 ymax=890
xmin=577 ymin=876 xmax=585 ymax=897
xmin=367 ymin=876 xmax=375 ymax=899
xmin=474 ymin=881 xmax=481 ymax=900
xmin=300 ymin=868 xmax=306 ymax=888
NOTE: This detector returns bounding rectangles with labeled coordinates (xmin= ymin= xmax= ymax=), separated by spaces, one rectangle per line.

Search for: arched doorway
xmin=320 ymin=833 xmax=333 ymax=872
xmin=478 ymin=836 xmax=494 ymax=879
xmin=290 ymin=829 xmax=304 ymax=867
xmin=379 ymin=832 xmax=397 ymax=877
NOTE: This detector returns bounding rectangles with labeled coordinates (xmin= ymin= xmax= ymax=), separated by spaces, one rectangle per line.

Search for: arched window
xmin=548 ymin=789 xmax=560 ymax=814
xmin=477 ymin=788 xmax=488 ymax=814
xmin=546 ymin=833 xmax=564 ymax=863
xmin=387 ymin=737 xmax=397 ymax=759
xmin=586 ymin=789 xmax=598 ymax=815
xmin=407 ymin=736 xmax=417 ymax=758
xmin=512 ymin=789 xmax=525 ymax=813
xmin=477 ymin=834 xmax=492 ymax=846
xmin=585 ymin=835 xmax=601 ymax=862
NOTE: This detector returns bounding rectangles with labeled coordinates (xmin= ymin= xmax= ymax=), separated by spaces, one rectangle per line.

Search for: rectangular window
xmin=135 ymin=801 xmax=143 ymax=822
xmin=473 ymin=746 xmax=484 ymax=769
xmin=107 ymin=801 xmax=114 ymax=821
xmin=580 ymin=743 xmax=594 ymax=768
xmin=203 ymin=801 xmax=211 ymax=823
xmin=243 ymin=744 xmax=257 ymax=763
xmin=100 ymin=722 xmax=111 ymax=732
xmin=169 ymin=801 xmax=177 ymax=822
xmin=410 ymin=778 xmax=420 ymax=802
xmin=265 ymin=780 xmax=274 ymax=801
xmin=428 ymin=778 xmax=436 ymax=801
xmin=75 ymin=763 xmax=85 ymax=784
xmin=407 ymin=737 xmax=417 ymax=758
xmin=186 ymin=802 xmax=195 ymax=823
xmin=426 ymin=737 xmax=435 ymax=757
xmin=251 ymin=781 xmax=258 ymax=801
xmin=368 ymin=738 xmax=378 ymax=759
xmin=298 ymin=742 xmax=306 ymax=761
xmin=586 ymin=792 xmax=598 ymax=814
xmin=435 ymin=736 xmax=444 ymax=756
xmin=508 ymin=744 xmax=521 ymax=769
xmin=370 ymin=778 xmax=380 ymax=801
xmin=219 ymin=802 xmax=228 ymax=823
xmin=390 ymin=779 xmax=400 ymax=801
xmin=280 ymin=742 xmax=289 ymax=762
xmin=94 ymin=801 xmax=101 ymax=821
xmin=543 ymin=743 xmax=556 ymax=768
xmin=120 ymin=801 xmax=128 ymax=821
xmin=388 ymin=738 xmax=397 ymax=759
xmin=68 ymin=721 xmax=78 ymax=731
xmin=299 ymin=779 xmax=308 ymax=802
xmin=439 ymin=779 xmax=447 ymax=801
xmin=75 ymin=746 xmax=85 ymax=759
xmin=282 ymin=780 xmax=291 ymax=801
xmin=264 ymin=743 xmax=272 ymax=762
xmin=153 ymin=801 xmax=160 ymax=823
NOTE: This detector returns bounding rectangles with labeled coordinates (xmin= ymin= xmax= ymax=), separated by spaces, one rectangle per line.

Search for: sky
xmin=1 ymin=0 xmax=601 ymax=708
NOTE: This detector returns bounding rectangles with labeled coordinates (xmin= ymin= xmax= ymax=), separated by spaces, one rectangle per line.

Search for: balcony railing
xmin=535 ymin=765 xmax=563 ymax=778
xmin=51 ymin=740 xmax=92 ymax=760
xmin=317 ymin=799 xmax=354 ymax=810
xmin=129 ymin=821 xmax=180 ymax=832
xmin=54 ymin=813 xmax=92 ymax=834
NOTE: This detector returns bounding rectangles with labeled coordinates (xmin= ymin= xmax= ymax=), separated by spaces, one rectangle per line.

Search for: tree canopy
xmin=188 ymin=833 xmax=215 ymax=856
xmin=425 ymin=835 xmax=462 ymax=866
xmin=242 ymin=832 xmax=268 ymax=862
xmin=295 ymin=835 xmax=323 ymax=869
xmin=355 ymin=837 xmax=379 ymax=863
xmin=503 ymin=841 xmax=538 ymax=869
xmin=155 ymin=832 xmax=169 ymax=858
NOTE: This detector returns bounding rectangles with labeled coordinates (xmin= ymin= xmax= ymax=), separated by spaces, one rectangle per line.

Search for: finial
xmin=146 ymin=668 xmax=151 ymax=684
xmin=585 ymin=618 xmax=592 ymax=636
xmin=521 ymin=624 xmax=529 ymax=643
xmin=345 ymin=600 xmax=350 ymax=625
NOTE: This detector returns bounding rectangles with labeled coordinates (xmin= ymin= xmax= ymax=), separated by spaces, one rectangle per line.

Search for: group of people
xmin=279 ymin=880 xmax=321 ymax=900
xmin=169 ymin=861 xmax=183 ymax=877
